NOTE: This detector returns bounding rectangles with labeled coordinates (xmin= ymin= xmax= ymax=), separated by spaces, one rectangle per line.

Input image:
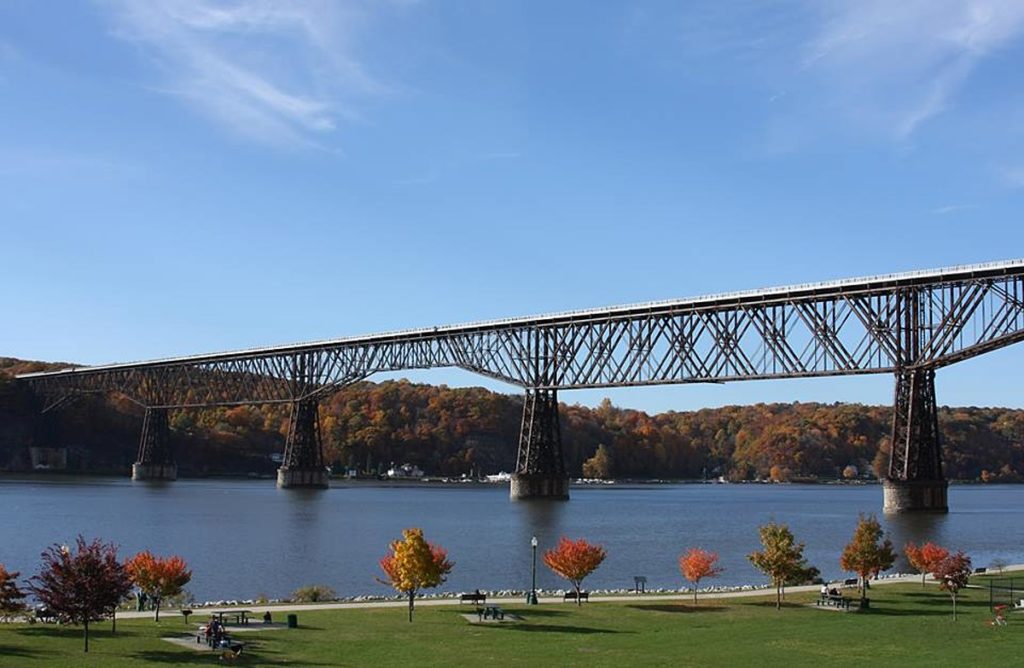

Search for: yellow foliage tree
xmin=379 ymin=528 xmax=454 ymax=622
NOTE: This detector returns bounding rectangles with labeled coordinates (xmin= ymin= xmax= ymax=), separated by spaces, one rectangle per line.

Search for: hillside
xmin=0 ymin=358 xmax=1021 ymax=481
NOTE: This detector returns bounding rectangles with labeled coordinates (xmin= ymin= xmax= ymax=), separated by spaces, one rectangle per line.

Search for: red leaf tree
xmin=543 ymin=537 xmax=607 ymax=606
xmin=905 ymin=542 xmax=949 ymax=586
xmin=125 ymin=551 xmax=192 ymax=622
xmin=0 ymin=563 xmax=27 ymax=621
xmin=935 ymin=551 xmax=973 ymax=620
xmin=28 ymin=536 xmax=133 ymax=652
xmin=679 ymin=548 xmax=723 ymax=604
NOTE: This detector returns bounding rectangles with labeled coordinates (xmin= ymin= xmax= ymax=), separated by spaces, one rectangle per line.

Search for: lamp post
xmin=528 ymin=536 xmax=539 ymax=605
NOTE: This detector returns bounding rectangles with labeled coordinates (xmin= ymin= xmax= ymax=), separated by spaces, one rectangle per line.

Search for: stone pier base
xmin=510 ymin=474 xmax=570 ymax=501
xmin=882 ymin=479 xmax=948 ymax=513
xmin=131 ymin=462 xmax=177 ymax=482
xmin=276 ymin=467 xmax=330 ymax=489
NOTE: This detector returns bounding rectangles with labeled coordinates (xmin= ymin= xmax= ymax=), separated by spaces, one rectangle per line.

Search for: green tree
xmin=748 ymin=522 xmax=814 ymax=610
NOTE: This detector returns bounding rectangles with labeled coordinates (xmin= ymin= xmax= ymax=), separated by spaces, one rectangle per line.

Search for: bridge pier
xmin=277 ymin=399 xmax=330 ymax=489
xmin=132 ymin=407 xmax=176 ymax=481
xmin=884 ymin=368 xmax=948 ymax=513
xmin=511 ymin=389 xmax=569 ymax=500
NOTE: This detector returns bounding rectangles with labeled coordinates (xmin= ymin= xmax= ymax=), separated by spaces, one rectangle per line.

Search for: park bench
xmin=460 ymin=592 xmax=487 ymax=605
xmin=563 ymin=591 xmax=589 ymax=603
xmin=33 ymin=608 xmax=57 ymax=624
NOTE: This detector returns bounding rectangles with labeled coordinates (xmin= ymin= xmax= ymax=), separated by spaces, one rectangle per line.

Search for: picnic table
xmin=477 ymin=605 xmax=505 ymax=621
xmin=207 ymin=609 xmax=253 ymax=626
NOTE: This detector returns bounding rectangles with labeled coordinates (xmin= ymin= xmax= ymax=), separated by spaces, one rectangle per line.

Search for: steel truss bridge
xmin=18 ymin=259 xmax=1024 ymax=509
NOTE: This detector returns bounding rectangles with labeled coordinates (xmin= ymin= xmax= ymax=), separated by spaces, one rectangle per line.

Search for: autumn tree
xmin=544 ymin=537 xmax=607 ymax=606
xmin=379 ymin=528 xmax=454 ymax=622
xmin=934 ymin=551 xmax=972 ymax=620
xmin=905 ymin=542 xmax=949 ymax=586
xmin=748 ymin=522 xmax=815 ymax=610
xmin=582 ymin=444 xmax=613 ymax=479
xmin=679 ymin=548 xmax=723 ymax=604
xmin=839 ymin=514 xmax=895 ymax=604
xmin=28 ymin=537 xmax=133 ymax=652
xmin=126 ymin=551 xmax=192 ymax=622
xmin=0 ymin=564 xmax=26 ymax=621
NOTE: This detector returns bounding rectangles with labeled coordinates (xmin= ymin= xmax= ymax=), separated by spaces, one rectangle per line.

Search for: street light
xmin=527 ymin=536 xmax=539 ymax=605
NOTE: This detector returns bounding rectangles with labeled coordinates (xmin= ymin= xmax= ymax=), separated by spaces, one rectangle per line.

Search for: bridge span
xmin=17 ymin=259 xmax=1024 ymax=511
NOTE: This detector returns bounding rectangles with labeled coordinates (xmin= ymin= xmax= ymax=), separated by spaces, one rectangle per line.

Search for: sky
xmin=1 ymin=0 xmax=1023 ymax=414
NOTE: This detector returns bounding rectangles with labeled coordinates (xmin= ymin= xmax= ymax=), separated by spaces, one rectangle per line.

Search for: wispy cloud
xmin=931 ymin=203 xmax=978 ymax=215
xmin=801 ymin=1 xmax=1024 ymax=139
xmin=97 ymin=0 xmax=396 ymax=148
xmin=1002 ymin=166 xmax=1024 ymax=188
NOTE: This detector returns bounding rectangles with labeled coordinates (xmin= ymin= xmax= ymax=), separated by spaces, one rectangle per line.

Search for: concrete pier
xmin=882 ymin=479 xmax=948 ymax=513
xmin=510 ymin=473 xmax=569 ymax=500
xmin=131 ymin=462 xmax=177 ymax=481
xmin=276 ymin=466 xmax=330 ymax=489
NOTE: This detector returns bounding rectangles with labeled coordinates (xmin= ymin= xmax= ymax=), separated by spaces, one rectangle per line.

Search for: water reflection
xmin=884 ymin=512 xmax=947 ymax=571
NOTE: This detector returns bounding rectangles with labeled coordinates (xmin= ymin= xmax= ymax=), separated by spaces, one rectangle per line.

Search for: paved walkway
xmin=117 ymin=564 xmax=1024 ymax=620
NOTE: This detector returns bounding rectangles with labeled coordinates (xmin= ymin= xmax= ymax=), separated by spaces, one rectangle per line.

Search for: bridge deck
xmin=18 ymin=258 xmax=1024 ymax=378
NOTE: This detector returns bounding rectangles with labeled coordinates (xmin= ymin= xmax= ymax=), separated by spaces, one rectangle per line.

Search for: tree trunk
xmin=155 ymin=599 xmax=161 ymax=622
xmin=575 ymin=584 xmax=582 ymax=607
xmin=112 ymin=609 xmax=116 ymax=634
xmin=921 ymin=573 xmax=926 ymax=587
xmin=84 ymin=620 xmax=89 ymax=653
xmin=408 ymin=590 xmax=414 ymax=622
xmin=693 ymin=586 xmax=698 ymax=605
xmin=952 ymin=592 xmax=957 ymax=621
xmin=776 ymin=583 xmax=781 ymax=610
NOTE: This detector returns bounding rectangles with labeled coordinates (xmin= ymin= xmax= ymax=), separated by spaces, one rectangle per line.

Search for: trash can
xmin=287 ymin=613 xmax=298 ymax=628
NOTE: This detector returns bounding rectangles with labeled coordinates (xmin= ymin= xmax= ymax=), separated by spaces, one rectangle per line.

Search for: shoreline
xmin=113 ymin=564 xmax=1024 ymax=620
xmin=2 ymin=471 xmax=1021 ymax=487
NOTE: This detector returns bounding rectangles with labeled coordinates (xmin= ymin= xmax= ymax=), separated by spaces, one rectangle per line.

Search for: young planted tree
xmin=934 ymin=551 xmax=972 ymax=620
xmin=543 ymin=537 xmax=607 ymax=606
xmin=0 ymin=564 xmax=27 ymax=621
xmin=379 ymin=528 xmax=454 ymax=622
xmin=28 ymin=536 xmax=133 ymax=652
xmin=679 ymin=548 xmax=723 ymax=604
xmin=839 ymin=514 xmax=895 ymax=604
xmin=748 ymin=522 xmax=814 ymax=610
xmin=905 ymin=542 xmax=949 ymax=586
xmin=125 ymin=551 xmax=192 ymax=622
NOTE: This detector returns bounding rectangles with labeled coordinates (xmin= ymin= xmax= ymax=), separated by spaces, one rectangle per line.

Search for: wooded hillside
xmin=1 ymin=358 xmax=1021 ymax=481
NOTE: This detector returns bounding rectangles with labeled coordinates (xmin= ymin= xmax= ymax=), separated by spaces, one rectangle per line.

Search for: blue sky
xmin=2 ymin=0 xmax=1023 ymax=413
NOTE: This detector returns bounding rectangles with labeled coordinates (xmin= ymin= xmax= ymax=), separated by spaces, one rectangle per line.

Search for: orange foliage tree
xmin=679 ymin=548 xmax=723 ymax=604
xmin=0 ymin=563 xmax=26 ymax=621
xmin=125 ymin=551 xmax=192 ymax=622
xmin=543 ymin=537 xmax=607 ymax=606
xmin=905 ymin=542 xmax=949 ymax=587
xmin=379 ymin=528 xmax=454 ymax=622
xmin=839 ymin=514 xmax=895 ymax=604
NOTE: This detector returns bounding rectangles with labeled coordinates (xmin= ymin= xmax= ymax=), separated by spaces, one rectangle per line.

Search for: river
xmin=0 ymin=477 xmax=1020 ymax=602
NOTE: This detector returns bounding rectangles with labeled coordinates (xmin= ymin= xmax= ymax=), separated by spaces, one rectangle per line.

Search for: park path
xmin=116 ymin=564 xmax=1024 ymax=620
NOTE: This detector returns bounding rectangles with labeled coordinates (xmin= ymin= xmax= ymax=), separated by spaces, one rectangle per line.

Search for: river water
xmin=0 ymin=477 xmax=1020 ymax=602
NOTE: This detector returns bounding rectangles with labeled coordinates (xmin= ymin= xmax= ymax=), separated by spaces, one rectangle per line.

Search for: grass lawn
xmin=0 ymin=581 xmax=1018 ymax=667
